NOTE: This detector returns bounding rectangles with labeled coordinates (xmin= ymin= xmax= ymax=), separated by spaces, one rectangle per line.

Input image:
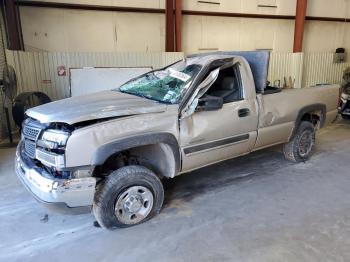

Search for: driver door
xmin=179 ymin=63 xmax=258 ymax=172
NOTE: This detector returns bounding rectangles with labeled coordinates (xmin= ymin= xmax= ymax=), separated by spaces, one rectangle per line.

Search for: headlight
xmin=41 ymin=129 xmax=70 ymax=146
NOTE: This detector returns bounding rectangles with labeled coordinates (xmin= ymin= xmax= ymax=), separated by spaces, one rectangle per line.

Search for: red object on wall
xmin=57 ymin=66 xmax=66 ymax=76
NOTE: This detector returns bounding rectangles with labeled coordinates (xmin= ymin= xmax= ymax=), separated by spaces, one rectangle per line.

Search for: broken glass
xmin=118 ymin=61 xmax=202 ymax=104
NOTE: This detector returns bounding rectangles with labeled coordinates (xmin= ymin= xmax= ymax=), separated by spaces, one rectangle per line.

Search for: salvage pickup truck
xmin=15 ymin=51 xmax=339 ymax=229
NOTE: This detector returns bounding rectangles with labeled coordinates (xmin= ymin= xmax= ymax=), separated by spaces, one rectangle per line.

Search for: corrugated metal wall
xmin=1 ymin=49 xmax=348 ymax=139
xmin=268 ymin=52 xmax=304 ymax=88
xmin=270 ymin=52 xmax=349 ymax=88
xmin=269 ymin=52 xmax=348 ymax=88
xmin=303 ymin=53 xmax=350 ymax=87
xmin=5 ymin=50 xmax=184 ymax=101
xmin=4 ymin=50 xmax=348 ymax=101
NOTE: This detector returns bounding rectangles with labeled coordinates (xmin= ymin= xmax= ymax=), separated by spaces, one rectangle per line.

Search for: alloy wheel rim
xmin=298 ymin=130 xmax=314 ymax=157
xmin=115 ymin=186 xmax=154 ymax=225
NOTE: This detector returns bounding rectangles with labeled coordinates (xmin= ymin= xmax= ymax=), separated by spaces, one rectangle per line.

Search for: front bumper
xmin=15 ymin=142 xmax=96 ymax=213
xmin=339 ymin=95 xmax=350 ymax=115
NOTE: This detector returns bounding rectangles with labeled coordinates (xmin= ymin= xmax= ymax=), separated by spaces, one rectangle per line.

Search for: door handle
xmin=238 ymin=108 xmax=250 ymax=117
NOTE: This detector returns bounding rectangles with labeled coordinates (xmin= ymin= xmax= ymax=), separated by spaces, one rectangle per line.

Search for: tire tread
xmin=93 ymin=165 xmax=164 ymax=229
xmin=283 ymin=121 xmax=315 ymax=163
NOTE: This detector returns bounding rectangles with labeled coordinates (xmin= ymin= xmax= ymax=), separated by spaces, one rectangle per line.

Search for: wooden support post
xmin=3 ymin=0 xmax=24 ymax=50
xmin=165 ymin=0 xmax=175 ymax=52
xmin=175 ymin=0 xmax=182 ymax=52
xmin=293 ymin=0 xmax=307 ymax=53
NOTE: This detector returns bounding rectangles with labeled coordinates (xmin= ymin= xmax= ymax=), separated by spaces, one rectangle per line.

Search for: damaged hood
xmin=26 ymin=91 xmax=167 ymax=124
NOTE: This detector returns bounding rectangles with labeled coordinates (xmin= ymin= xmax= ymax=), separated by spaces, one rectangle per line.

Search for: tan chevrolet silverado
xmin=15 ymin=51 xmax=339 ymax=229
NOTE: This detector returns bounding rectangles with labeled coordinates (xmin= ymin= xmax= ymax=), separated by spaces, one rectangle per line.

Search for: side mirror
xmin=196 ymin=95 xmax=223 ymax=111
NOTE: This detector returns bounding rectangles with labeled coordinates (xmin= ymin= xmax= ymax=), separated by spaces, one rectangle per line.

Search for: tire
xmin=93 ymin=165 xmax=164 ymax=229
xmin=341 ymin=114 xmax=350 ymax=120
xmin=283 ymin=121 xmax=316 ymax=163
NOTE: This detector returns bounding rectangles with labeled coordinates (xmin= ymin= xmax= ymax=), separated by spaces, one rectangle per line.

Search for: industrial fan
xmin=0 ymin=64 xmax=17 ymax=146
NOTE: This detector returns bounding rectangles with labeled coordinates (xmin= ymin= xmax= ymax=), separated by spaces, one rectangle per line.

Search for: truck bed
xmin=253 ymin=85 xmax=339 ymax=150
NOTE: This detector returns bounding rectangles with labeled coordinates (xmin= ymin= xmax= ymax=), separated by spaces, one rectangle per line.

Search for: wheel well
xmin=300 ymin=110 xmax=323 ymax=128
xmin=97 ymin=143 xmax=177 ymax=179
xmin=289 ymin=104 xmax=326 ymax=141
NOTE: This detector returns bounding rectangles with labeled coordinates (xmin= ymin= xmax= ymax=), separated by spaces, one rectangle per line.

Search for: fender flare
xmin=291 ymin=103 xmax=326 ymax=138
xmin=91 ymin=132 xmax=181 ymax=172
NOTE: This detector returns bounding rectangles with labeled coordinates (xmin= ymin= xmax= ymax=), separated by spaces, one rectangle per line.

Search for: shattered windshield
xmin=118 ymin=61 xmax=202 ymax=104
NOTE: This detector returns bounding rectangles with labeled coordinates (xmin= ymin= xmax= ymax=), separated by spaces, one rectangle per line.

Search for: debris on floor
xmin=40 ymin=214 xmax=49 ymax=223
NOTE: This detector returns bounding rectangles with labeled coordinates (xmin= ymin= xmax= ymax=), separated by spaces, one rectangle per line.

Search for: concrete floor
xmin=1 ymin=120 xmax=350 ymax=262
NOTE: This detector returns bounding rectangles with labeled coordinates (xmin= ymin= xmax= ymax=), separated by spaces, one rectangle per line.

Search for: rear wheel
xmin=93 ymin=165 xmax=164 ymax=229
xmin=283 ymin=121 xmax=316 ymax=163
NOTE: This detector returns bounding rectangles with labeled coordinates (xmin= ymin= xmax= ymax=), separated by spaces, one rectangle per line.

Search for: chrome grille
xmin=23 ymin=125 xmax=41 ymax=141
xmin=36 ymin=149 xmax=57 ymax=166
xmin=24 ymin=140 xmax=36 ymax=158
xmin=22 ymin=118 xmax=44 ymax=159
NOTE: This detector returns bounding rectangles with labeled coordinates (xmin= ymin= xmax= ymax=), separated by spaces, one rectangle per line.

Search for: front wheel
xmin=283 ymin=121 xmax=316 ymax=163
xmin=93 ymin=165 xmax=164 ymax=229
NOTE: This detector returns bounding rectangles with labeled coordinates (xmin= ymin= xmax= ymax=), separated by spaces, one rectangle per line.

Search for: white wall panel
xmin=273 ymin=19 xmax=294 ymax=51
xmin=20 ymin=7 xmax=165 ymax=52
xmin=20 ymin=0 xmax=295 ymax=14
xmin=241 ymin=0 xmax=296 ymax=15
xmin=20 ymin=0 xmax=163 ymax=8
xmin=240 ymin=18 xmax=294 ymax=51
xmin=239 ymin=18 xmax=275 ymax=50
xmin=70 ymin=67 xmax=152 ymax=97
xmin=112 ymin=0 xmax=164 ymax=8
xmin=201 ymin=16 xmax=241 ymax=52
xmin=275 ymin=0 xmax=297 ymax=16
xmin=182 ymin=15 xmax=202 ymax=54
xmin=20 ymin=7 xmax=66 ymax=51
xmin=182 ymin=0 xmax=296 ymax=16
xmin=115 ymin=13 xmax=165 ymax=52
xmin=183 ymin=15 xmax=294 ymax=53
xmin=63 ymin=10 xmax=116 ymax=52
xmin=307 ymin=0 xmax=349 ymax=18
xmin=303 ymin=21 xmax=345 ymax=53
xmin=20 ymin=1 xmax=350 ymax=54
xmin=183 ymin=0 xmax=241 ymax=13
